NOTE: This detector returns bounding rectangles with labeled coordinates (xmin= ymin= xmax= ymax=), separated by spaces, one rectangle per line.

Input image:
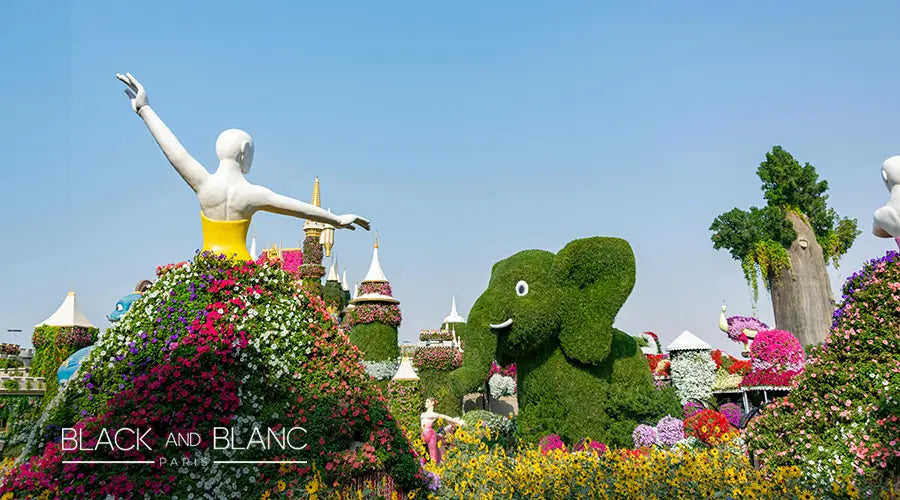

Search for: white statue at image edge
xmin=116 ymin=73 xmax=369 ymax=260
xmin=873 ymin=155 xmax=900 ymax=249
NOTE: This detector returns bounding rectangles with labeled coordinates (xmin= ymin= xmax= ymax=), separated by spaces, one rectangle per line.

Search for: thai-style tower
xmin=441 ymin=295 xmax=467 ymax=347
xmin=299 ymin=177 xmax=330 ymax=296
xmin=347 ymin=237 xmax=401 ymax=371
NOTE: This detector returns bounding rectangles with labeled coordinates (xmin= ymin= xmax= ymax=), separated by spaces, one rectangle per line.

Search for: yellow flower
xmin=277 ymin=480 xmax=286 ymax=492
xmin=260 ymin=491 xmax=270 ymax=500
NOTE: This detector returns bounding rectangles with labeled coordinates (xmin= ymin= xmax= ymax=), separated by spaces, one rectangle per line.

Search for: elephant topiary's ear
xmin=554 ymin=237 xmax=636 ymax=365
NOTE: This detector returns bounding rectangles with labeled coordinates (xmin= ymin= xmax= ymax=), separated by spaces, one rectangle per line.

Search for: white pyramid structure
xmin=341 ymin=270 xmax=350 ymax=292
xmin=392 ymin=354 xmax=419 ymax=381
xmin=362 ymin=240 xmax=388 ymax=283
xmin=326 ymin=257 xmax=339 ymax=282
xmin=442 ymin=295 xmax=465 ymax=325
xmin=666 ymin=330 xmax=712 ymax=352
xmin=249 ymin=230 xmax=258 ymax=260
xmin=37 ymin=291 xmax=95 ymax=328
xmin=351 ymin=239 xmax=399 ymax=305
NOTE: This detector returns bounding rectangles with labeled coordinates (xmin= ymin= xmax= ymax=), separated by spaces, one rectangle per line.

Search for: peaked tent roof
xmin=362 ymin=240 xmax=388 ymax=283
xmin=341 ymin=270 xmax=349 ymax=291
xmin=326 ymin=258 xmax=339 ymax=282
xmin=443 ymin=295 xmax=465 ymax=325
xmin=392 ymin=355 xmax=419 ymax=381
xmin=666 ymin=330 xmax=712 ymax=352
xmin=37 ymin=291 xmax=95 ymax=328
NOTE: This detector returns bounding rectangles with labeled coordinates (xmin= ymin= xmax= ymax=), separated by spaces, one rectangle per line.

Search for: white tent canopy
xmin=666 ymin=330 xmax=711 ymax=352
xmin=37 ymin=291 xmax=95 ymax=328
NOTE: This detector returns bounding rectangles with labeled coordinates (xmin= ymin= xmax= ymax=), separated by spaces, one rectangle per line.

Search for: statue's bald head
xmin=216 ymin=129 xmax=254 ymax=173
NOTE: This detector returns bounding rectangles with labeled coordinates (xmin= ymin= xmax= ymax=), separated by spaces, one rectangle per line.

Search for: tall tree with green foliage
xmin=709 ymin=146 xmax=860 ymax=347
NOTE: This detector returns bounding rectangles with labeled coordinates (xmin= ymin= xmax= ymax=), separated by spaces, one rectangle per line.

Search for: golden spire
xmin=311 ymin=177 xmax=321 ymax=207
xmin=374 ymin=231 xmax=379 ymax=249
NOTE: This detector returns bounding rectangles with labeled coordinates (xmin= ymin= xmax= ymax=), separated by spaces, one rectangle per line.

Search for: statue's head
xmin=470 ymin=237 xmax=636 ymax=364
xmin=216 ymin=129 xmax=254 ymax=173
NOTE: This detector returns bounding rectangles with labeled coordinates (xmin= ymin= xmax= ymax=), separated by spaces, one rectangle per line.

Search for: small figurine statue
xmin=116 ymin=73 xmax=369 ymax=260
xmin=420 ymin=398 xmax=465 ymax=464
xmin=873 ymin=155 xmax=900 ymax=250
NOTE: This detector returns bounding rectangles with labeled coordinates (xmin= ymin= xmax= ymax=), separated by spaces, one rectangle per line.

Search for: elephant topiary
xmin=451 ymin=237 xmax=680 ymax=447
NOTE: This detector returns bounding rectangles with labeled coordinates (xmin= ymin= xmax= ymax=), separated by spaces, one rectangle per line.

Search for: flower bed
xmin=646 ymin=353 xmax=670 ymax=377
xmin=419 ymin=330 xmax=452 ymax=342
xmin=413 ymin=346 xmax=462 ymax=372
xmin=670 ymin=350 xmax=716 ymax=404
xmin=345 ymin=302 xmax=402 ymax=328
xmin=418 ymin=425 xmax=884 ymax=498
xmin=359 ymin=282 xmax=393 ymax=296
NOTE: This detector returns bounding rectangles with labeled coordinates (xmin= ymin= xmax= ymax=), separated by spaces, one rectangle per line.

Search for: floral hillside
xmin=746 ymin=251 xmax=900 ymax=485
xmin=740 ymin=329 xmax=805 ymax=388
xmin=3 ymin=252 xmax=424 ymax=499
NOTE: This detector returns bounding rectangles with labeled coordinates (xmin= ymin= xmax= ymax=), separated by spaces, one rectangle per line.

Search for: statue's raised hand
xmin=337 ymin=214 xmax=370 ymax=231
xmin=116 ymin=72 xmax=149 ymax=113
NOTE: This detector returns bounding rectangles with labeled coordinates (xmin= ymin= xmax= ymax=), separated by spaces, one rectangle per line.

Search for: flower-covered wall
xmin=670 ymin=350 xmax=716 ymax=405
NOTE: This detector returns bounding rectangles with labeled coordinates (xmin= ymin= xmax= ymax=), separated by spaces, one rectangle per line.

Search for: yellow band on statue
xmin=200 ymin=211 xmax=252 ymax=261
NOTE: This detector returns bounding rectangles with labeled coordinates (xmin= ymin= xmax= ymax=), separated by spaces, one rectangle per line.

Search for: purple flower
xmin=719 ymin=402 xmax=742 ymax=428
xmin=683 ymin=401 xmax=704 ymax=418
xmin=632 ymin=424 xmax=657 ymax=448
xmin=655 ymin=415 xmax=684 ymax=446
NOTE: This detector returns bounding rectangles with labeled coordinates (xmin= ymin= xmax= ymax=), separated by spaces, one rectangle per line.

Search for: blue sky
xmin=3 ymin=1 xmax=900 ymax=355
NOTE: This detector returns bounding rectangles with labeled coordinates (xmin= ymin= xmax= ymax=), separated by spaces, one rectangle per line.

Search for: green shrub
xmin=2 ymin=380 xmax=19 ymax=391
xmin=348 ymin=321 xmax=400 ymax=361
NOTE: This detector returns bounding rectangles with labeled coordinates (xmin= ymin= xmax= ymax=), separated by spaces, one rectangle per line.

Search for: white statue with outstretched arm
xmin=873 ymin=155 xmax=900 ymax=250
xmin=116 ymin=72 xmax=369 ymax=260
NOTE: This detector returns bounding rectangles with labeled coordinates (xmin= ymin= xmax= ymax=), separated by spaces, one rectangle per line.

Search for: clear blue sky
xmin=3 ymin=1 xmax=900 ymax=355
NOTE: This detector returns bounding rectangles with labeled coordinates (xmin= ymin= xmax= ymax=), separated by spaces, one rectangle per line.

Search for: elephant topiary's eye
xmin=515 ymin=280 xmax=529 ymax=297
xmin=116 ymin=303 xmax=125 ymax=311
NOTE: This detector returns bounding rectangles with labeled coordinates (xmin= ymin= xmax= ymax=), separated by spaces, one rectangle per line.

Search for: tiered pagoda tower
xmin=347 ymin=237 xmax=401 ymax=368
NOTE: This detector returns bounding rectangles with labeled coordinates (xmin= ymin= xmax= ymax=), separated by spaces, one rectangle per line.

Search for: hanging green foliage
xmin=710 ymin=146 xmax=860 ymax=303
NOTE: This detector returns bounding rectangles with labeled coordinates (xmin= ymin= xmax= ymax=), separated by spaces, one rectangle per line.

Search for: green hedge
xmin=323 ymin=280 xmax=345 ymax=312
xmin=31 ymin=325 xmax=98 ymax=405
xmin=418 ymin=369 xmax=458 ymax=416
xmin=449 ymin=237 xmax=680 ymax=445
xmin=348 ymin=321 xmax=400 ymax=362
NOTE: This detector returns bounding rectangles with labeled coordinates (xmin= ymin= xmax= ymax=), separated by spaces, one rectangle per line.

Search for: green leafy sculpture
xmin=451 ymin=237 xmax=680 ymax=446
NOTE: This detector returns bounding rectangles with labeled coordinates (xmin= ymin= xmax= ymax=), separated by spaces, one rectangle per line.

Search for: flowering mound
xmin=710 ymin=350 xmax=750 ymax=391
xmin=3 ymin=253 xmax=423 ymax=498
xmin=683 ymin=409 xmax=733 ymax=446
xmin=740 ymin=329 xmax=805 ymax=388
xmin=631 ymin=424 xmax=657 ymax=448
xmin=746 ymin=252 xmax=900 ymax=484
xmin=655 ymin=415 xmax=684 ymax=446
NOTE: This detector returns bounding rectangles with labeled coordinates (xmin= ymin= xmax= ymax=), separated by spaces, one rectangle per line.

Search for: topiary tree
xmin=745 ymin=251 xmax=900 ymax=485
xmin=446 ymin=237 xmax=680 ymax=447
xmin=710 ymin=146 xmax=860 ymax=347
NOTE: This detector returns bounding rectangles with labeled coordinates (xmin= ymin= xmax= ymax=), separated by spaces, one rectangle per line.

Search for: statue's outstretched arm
xmin=117 ymin=73 xmax=209 ymax=192
xmin=245 ymin=185 xmax=370 ymax=230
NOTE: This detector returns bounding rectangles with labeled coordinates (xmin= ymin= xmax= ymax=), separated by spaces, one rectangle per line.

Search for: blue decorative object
xmin=107 ymin=292 xmax=142 ymax=322
xmin=57 ymin=346 xmax=93 ymax=384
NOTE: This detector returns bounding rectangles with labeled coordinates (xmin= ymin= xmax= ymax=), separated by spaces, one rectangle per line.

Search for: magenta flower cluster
xmin=539 ymin=434 xmax=567 ymax=454
xmin=718 ymin=402 xmax=742 ymax=428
